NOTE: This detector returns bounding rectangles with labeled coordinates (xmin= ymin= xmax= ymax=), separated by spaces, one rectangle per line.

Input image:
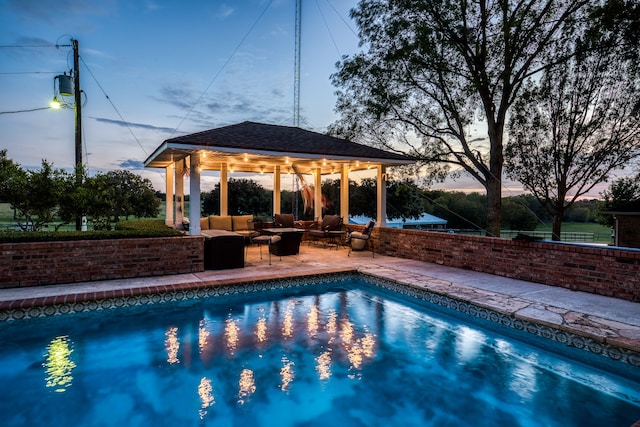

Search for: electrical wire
xmin=0 ymin=71 xmax=58 ymax=75
xmin=315 ymin=0 xmax=341 ymax=56
xmin=0 ymin=107 xmax=51 ymax=114
xmin=323 ymin=0 xmax=359 ymax=38
xmin=80 ymin=56 xmax=148 ymax=158
xmin=170 ymin=0 xmax=274 ymax=136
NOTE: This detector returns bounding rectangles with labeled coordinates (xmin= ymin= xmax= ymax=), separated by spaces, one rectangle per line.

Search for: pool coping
xmin=0 ymin=265 xmax=638 ymax=370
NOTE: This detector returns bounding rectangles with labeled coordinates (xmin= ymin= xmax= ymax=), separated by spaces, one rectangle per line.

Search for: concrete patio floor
xmin=1 ymin=243 xmax=639 ymax=355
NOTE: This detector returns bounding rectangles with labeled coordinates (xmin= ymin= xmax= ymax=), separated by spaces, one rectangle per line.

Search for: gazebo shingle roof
xmin=144 ymin=121 xmax=413 ymax=175
xmin=163 ymin=121 xmax=411 ymax=161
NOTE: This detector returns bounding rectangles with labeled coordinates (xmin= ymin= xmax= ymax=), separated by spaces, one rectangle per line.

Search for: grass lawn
xmin=0 ymin=203 xmax=12 ymax=223
xmin=534 ymin=222 xmax=612 ymax=243
xmin=1 ymin=202 xmax=612 ymax=243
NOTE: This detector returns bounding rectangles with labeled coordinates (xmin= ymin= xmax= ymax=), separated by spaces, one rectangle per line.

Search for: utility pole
xmin=72 ymin=38 xmax=83 ymax=231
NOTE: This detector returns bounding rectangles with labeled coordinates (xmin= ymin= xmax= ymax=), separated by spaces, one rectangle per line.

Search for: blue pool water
xmin=0 ymin=278 xmax=639 ymax=426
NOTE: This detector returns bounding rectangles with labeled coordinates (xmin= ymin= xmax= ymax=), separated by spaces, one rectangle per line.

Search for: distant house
xmin=603 ymin=201 xmax=640 ymax=249
xmin=350 ymin=213 xmax=447 ymax=230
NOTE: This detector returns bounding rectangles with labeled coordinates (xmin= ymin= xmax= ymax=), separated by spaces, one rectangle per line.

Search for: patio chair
xmin=308 ymin=215 xmax=344 ymax=248
xmin=273 ymin=213 xmax=295 ymax=228
xmin=250 ymin=233 xmax=282 ymax=265
xmin=348 ymin=220 xmax=375 ymax=258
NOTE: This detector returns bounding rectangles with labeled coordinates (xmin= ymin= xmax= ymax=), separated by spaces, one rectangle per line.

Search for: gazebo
xmin=144 ymin=121 xmax=414 ymax=236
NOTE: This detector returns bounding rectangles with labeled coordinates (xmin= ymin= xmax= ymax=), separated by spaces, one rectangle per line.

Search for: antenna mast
xmin=293 ymin=0 xmax=302 ymax=127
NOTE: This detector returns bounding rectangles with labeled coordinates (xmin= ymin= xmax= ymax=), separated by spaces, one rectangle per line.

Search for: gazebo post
xmin=377 ymin=165 xmax=387 ymax=227
xmin=273 ymin=165 xmax=281 ymax=215
xmin=220 ymin=162 xmax=228 ymax=216
xmin=175 ymin=159 xmax=184 ymax=226
xmin=340 ymin=164 xmax=349 ymax=223
xmin=314 ymin=168 xmax=322 ymax=219
xmin=189 ymin=155 xmax=201 ymax=236
xmin=165 ymin=164 xmax=174 ymax=227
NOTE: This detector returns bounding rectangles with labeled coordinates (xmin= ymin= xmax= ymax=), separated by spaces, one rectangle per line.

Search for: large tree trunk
xmin=552 ymin=214 xmax=563 ymax=241
xmin=485 ymin=111 xmax=505 ymax=238
xmin=485 ymin=177 xmax=502 ymax=237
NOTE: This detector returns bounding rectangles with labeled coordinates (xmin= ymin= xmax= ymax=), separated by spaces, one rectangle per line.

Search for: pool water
xmin=0 ymin=278 xmax=638 ymax=426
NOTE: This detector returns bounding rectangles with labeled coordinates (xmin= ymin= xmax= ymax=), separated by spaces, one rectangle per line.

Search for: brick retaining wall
xmin=368 ymin=227 xmax=640 ymax=302
xmin=0 ymin=236 xmax=204 ymax=288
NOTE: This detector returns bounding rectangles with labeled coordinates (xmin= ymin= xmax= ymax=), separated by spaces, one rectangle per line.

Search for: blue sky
xmin=2 ymin=0 xmax=628 ymax=199
xmin=0 ymin=0 xmax=363 ymax=190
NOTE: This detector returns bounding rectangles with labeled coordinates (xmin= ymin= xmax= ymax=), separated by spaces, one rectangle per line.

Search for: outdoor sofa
xmin=200 ymin=215 xmax=258 ymax=270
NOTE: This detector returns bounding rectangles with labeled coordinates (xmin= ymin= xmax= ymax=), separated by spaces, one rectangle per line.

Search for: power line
xmin=79 ymin=56 xmax=148 ymax=158
xmin=315 ymin=0 xmax=341 ymax=57
xmin=0 ymin=44 xmax=55 ymax=48
xmin=0 ymin=107 xmax=51 ymax=114
xmin=171 ymin=0 xmax=274 ymax=136
xmin=0 ymin=71 xmax=58 ymax=75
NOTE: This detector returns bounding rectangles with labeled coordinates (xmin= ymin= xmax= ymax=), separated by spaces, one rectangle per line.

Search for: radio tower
xmin=293 ymin=0 xmax=302 ymax=218
xmin=293 ymin=0 xmax=302 ymax=127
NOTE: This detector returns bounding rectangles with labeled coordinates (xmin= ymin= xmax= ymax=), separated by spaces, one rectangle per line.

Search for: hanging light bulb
xmin=50 ymin=96 xmax=61 ymax=109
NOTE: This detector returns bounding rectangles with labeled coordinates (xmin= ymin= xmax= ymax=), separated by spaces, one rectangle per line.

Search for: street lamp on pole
xmin=52 ymin=38 xmax=83 ymax=231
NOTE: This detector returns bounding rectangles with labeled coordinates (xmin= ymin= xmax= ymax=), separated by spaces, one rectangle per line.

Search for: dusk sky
xmin=0 ymin=0 xmax=368 ymax=191
xmin=1 ymin=0 xmax=626 ymax=198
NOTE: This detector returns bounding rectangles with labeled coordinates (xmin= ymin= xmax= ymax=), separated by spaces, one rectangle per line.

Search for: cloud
xmin=8 ymin=0 xmax=114 ymax=24
xmin=217 ymin=4 xmax=235 ymax=18
xmin=119 ymin=159 xmax=145 ymax=170
xmin=91 ymin=116 xmax=174 ymax=133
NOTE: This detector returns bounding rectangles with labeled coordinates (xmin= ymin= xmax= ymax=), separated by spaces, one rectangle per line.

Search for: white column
xmin=189 ymin=155 xmax=201 ymax=236
xmin=165 ymin=164 xmax=174 ymax=227
xmin=175 ymin=159 xmax=184 ymax=225
xmin=340 ymin=164 xmax=349 ymax=223
xmin=220 ymin=162 xmax=228 ymax=216
xmin=314 ymin=168 xmax=322 ymax=220
xmin=273 ymin=165 xmax=281 ymax=215
xmin=377 ymin=165 xmax=387 ymax=227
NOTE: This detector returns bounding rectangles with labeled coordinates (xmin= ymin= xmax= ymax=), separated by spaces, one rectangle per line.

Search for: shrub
xmin=0 ymin=219 xmax=184 ymax=243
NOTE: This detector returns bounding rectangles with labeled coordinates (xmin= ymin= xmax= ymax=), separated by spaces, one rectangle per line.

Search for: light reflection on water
xmin=0 ymin=284 xmax=638 ymax=427
xmin=42 ymin=335 xmax=76 ymax=392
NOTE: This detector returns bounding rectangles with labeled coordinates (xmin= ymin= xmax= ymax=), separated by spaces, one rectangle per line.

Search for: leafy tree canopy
xmin=330 ymin=0 xmax=588 ymax=237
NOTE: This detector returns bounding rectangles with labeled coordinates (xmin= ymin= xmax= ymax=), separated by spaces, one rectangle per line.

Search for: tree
xmin=501 ymin=198 xmax=538 ymax=231
xmin=505 ymin=7 xmax=640 ymax=240
xmin=202 ymin=178 xmax=271 ymax=217
xmin=350 ymin=178 xmax=377 ymax=218
xmin=0 ymin=151 xmax=71 ymax=231
xmin=386 ymin=179 xmax=426 ymax=220
xmin=330 ymin=0 xmax=587 ymax=237
xmin=430 ymin=191 xmax=487 ymax=230
xmin=83 ymin=170 xmax=160 ymax=230
xmin=597 ymin=176 xmax=640 ymax=228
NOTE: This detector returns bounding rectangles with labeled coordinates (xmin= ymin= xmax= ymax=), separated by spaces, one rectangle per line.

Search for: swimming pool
xmin=0 ymin=275 xmax=638 ymax=426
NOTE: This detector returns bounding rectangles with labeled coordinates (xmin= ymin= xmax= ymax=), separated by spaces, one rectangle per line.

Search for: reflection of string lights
xmin=225 ymin=318 xmax=240 ymax=356
xmin=307 ymin=305 xmax=319 ymax=338
xmin=361 ymin=333 xmax=375 ymax=358
xmin=326 ymin=310 xmax=338 ymax=337
xmin=347 ymin=335 xmax=376 ymax=372
xmin=43 ymin=335 xmax=76 ymax=392
xmin=255 ymin=317 xmax=267 ymax=345
xmin=165 ymin=327 xmax=180 ymax=364
xmin=158 ymin=292 xmax=381 ymax=405
xmin=282 ymin=302 xmax=295 ymax=339
xmin=340 ymin=319 xmax=354 ymax=346
xmin=280 ymin=356 xmax=295 ymax=392
xmin=198 ymin=377 xmax=215 ymax=419
xmin=198 ymin=320 xmax=210 ymax=354
xmin=316 ymin=351 xmax=332 ymax=381
xmin=238 ymin=369 xmax=256 ymax=404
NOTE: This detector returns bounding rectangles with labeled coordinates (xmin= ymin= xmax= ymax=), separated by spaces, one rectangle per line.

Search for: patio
xmin=0 ymin=244 xmax=638 ymax=357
